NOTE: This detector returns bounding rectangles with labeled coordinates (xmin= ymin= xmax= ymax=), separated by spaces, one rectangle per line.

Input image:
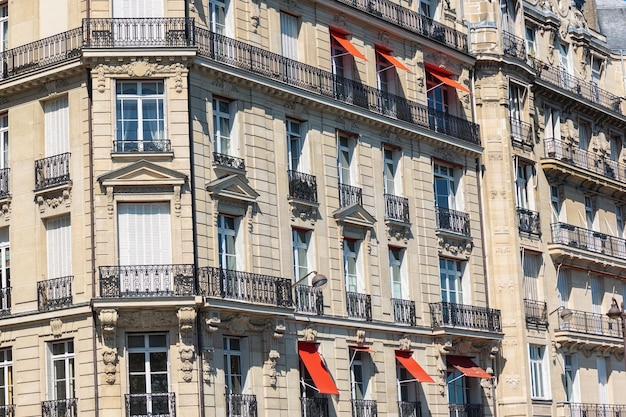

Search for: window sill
xmin=111 ymin=150 xmax=174 ymax=161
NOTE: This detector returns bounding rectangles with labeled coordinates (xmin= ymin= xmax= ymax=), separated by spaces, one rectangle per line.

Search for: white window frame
xmin=209 ymin=0 xmax=231 ymax=36
xmin=389 ymin=247 xmax=405 ymax=299
xmin=287 ymin=119 xmax=305 ymax=172
xmin=529 ymin=345 xmax=550 ymax=400
xmin=47 ymin=340 xmax=75 ymax=401
xmin=616 ymin=205 xmax=625 ymax=239
xmin=563 ymin=354 xmax=580 ymax=403
xmin=525 ymin=26 xmax=536 ymax=58
xmin=292 ymin=229 xmax=310 ymax=280
xmin=419 ymin=0 xmax=432 ymax=17
xmin=338 ymin=134 xmax=356 ymax=186
xmin=597 ymin=357 xmax=609 ymax=405
xmin=584 ymin=196 xmax=596 ymax=231
xmin=447 ymin=370 xmax=468 ymax=404
xmin=350 ymin=350 xmax=367 ymax=400
xmin=550 ymin=185 xmax=564 ymax=224
xmin=557 ymin=268 xmax=570 ymax=307
xmin=280 ymin=12 xmax=298 ymax=60
xmin=0 ymin=348 xmax=11 ymax=408
xmin=383 ymin=146 xmax=401 ymax=195
xmin=0 ymin=228 xmax=8 ymax=311
xmin=212 ymin=98 xmax=235 ymax=156
xmin=44 ymin=96 xmax=69 ymax=157
xmin=0 ymin=113 xmax=7 ymax=169
xmin=115 ymin=81 xmax=165 ymax=151
xmin=515 ymin=160 xmax=535 ymax=210
xmin=440 ymin=258 xmax=463 ymax=304
xmin=0 ymin=5 xmax=7 ymax=53
xmin=46 ymin=215 xmax=72 ymax=279
xmin=217 ymin=214 xmax=240 ymax=271
xmin=126 ymin=333 xmax=169 ymax=416
xmin=426 ymin=73 xmax=450 ymax=113
xmin=522 ymin=251 xmax=541 ymax=301
xmin=113 ymin=0 xmax=164 ymax=18
xmin=224 ymin=336 xmax=245 ymax=395
xmin=544 ymin=106 xmax=560 ymax=142
xmin=343 ymin=239 xmax=362 ymax=293
xmin=434 ymin=163 xmax=457 ymax=210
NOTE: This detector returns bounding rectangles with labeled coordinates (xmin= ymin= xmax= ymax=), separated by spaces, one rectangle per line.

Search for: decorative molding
xmin=504 ymin=375 xmax=520 ymax=390
xmin=386 ymin=223 xmax=410 ymax=244
xmin=220 ymin=314 xmax=271 ymax=335
xmin=301 ymin=326 xmax=317 ymax=342
xmin=95 ymin=61 xmax=186 ymax=93
xmin=433 ymin=147 xmax=462 ymax=164
xmin=273 ymin=319 xmax=286 ymax=339
xmin=356 ymin=329 xmax=366 ymax=344
xmin=50 ymin=318 xmax=63 ymax=338
xmin=0 ymin=197 xmax=11 ymax=221
xmin=36 ymin=186 xmax=72 ymax=215
xmin=99 ymin=309 xmax=118 ymax=384
xmin=437 ymin=236 xmax=473 ymax=259
xmin=289 ymin=203 xmax=317 ymax=225
xmin=118 ymin=311 xmax=176 ymax=328
xmin=202 ymin=349 xmax=213 ymax=383
xmin=398 ymin=335 xmax=411 ymax=351
xmin=264 ymin=349 xmax=280 ymax=388
xmin=178 ymin=307 xmax=197 ymax=383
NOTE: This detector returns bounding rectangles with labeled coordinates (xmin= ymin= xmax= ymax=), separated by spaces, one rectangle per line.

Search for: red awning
xmin=298 ymin=342 xmax=339 ymax=395
xmin=425 ymin=63 xmax=470 ymax=93
xmin=395 ymin=350 xmax=435 ymax=383
xmin=376 ymin=48 xmax=411 ymax=72
xmin=330 ymin=31 xmax=367 ymax=61
xmin=447 ymin=355 xmax=492 ymax=379
xmin=351 ymin=346 xmax=375 ymax=353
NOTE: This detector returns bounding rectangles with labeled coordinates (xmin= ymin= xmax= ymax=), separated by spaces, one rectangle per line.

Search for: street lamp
xmin=549 ymin=306 xmax=574 ymax=322
xmin=606 ymin=298 xmax=626 ymax=361
xmin=294 ymin=271 xmax=328 ymax=288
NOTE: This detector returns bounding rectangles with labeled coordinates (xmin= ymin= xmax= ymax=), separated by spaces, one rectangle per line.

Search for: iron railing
xmin=510 ymin=117 xmax=534 ymax=149
xmin=83 ymin=17 xmax=194 ymax=48
xmin=339 ymin=183 xmax=363 ymax=207
xmin=517 ymin=207 xmax=541 ymax=236
xmin=226 ymin=394 xmax=257 ymax=417
xmin=42 ymin=398 xmax=77 ymax=417
xmin=449 ymin=404 xmax=482 ymax=417
xmin=0 ymin=287 xmax=10 ymax=317
xmin=435 ymin=206 xmax=470 ymax=236
xmin=0 ymin=168 xmax=9 ymax=198
xmin=564 ymin=403 xmax=626 ymax=417
xmin=194 ymin=29 xmax=480 ymax=146
xmin=199 ymin=267 xmax=293 ymax=308
xmin=334 ymin=0 xmax=468 ymax=52
xmin=544 ymin=137 xmax=626 ymax=183
xmin=288 ymin=171 xmax=318 ymax=203
xmin=38 ymin=276 xmax=73 ymax=311
xmin=385 ymin=194 xmax=410 ymax=223
xmin=213 ymin=152 xmax=245 ymax=171
xmin=392 ymin=298 xmax=416 ymax=326
xmin=502 ymin=31 xmax=526 ymax=61
xmin=351 ymin=399 xmax=378 ymax=417
xmin=113 ymin=139 xmax=171 ymax=153
xmin=557 ymin=307 xmax=623 ymax=339
xmin=0 ymin=405 xmax=15 ymax=417
xmin=301 ymin=397 xmax=329 ymax=417
xmin=430 ymin=302 xmax=502 ymax=332
xmin=99 ymin=264 xmax=196 ymax=297
xmin=523 ymin=299 xmax=548 ymax=326
xmin=398 ymin=401 xmax=421 ymax=417
xmin=346 ymin=291 xmax=372 ymax=321
xmin=295 ymin=285 xmax=324 ymax=315
xmin=126 ymin=392 xmax=175 ymax=417
xmin=551 ymin=222 xmax=626 ymax=260
xmin=35 ymin=152 xmax=71 ymax=191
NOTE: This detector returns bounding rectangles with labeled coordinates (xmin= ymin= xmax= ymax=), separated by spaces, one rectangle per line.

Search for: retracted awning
xmin=330 ymin=31 xmax=367 ymax=61
xmin=298 ymin=342 xmax=339 ymax=395
xmin=395 ymin=350 xmax=435 ymax=383
xmin=351 ymin=346 xmax=376 ymax=353
xmin=425 ymin=63 xmax=470 ymax=93
xmin=376 ymin=48 xmax=411 ymax=72
xmin=446 ymin=355 xmax=492 ymax=379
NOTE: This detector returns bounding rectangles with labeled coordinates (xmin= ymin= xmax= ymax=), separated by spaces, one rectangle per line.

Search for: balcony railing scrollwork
xmin=126 ymin=392 xmax=176 ymax=417
xmin=339 ymin=183 xmax=363 ymax=207
xmin=288 ymin=170 xmax=318 ymax=203
xmin=0 ymin=404 xmax=15 ymax=417
xmin=83 ymin=17 xmax=194 ymax=48
xmin=35 ymin=152 xmax=71 ymax=191
xmin=351 ymin=399 xmax=378 ymax=417
xmin=523 ymin=299 xmax=548 ymax=326
xmin=346 ymin=291 xmax=372 ymax=321
xmin=449 ymin=404 xmax=482 ymax=417
xmin=114 ymin=139 xmax=171 ymax=153
xmin=502 ymin=31 xmax=526 ymax=61
xmin=0 ymin=287 xmax=11 ymax=317
xmin=430 ymin=301 xmax=502 ymax=332
xmin=557 ymin=306 xmax=624 ymax=339
xmin=551 ymin=222 xmax=626 ymax=260
xmin=509 ymin=117 xmax=534 ymax=149
xmin=301 ymin=397 xmax=329 ymax=417
xmin=398 ymin=401 xmax=421 ymax=417
xmin=226 ymin=394 xmax=257 ymax=417
xmin=517 ymin=207 xmax=541 ymax=236
xmin=563 ymin=402 xmax=626 ymax=417
xmin=99 ymin=264 xmax=196 ymax=297
xmin=0 ymin=168 xmax=9 ymax=198
xmin=38 ymin=276 xmax=73 ymax=311
xmin=42 ymin=398 xmax=77 ymax=417
xmin=385 ymin=194 xmax=410 ymax=223
xmin=392 ymin=298 xmax=416 ymax=326
xmin=295 ymin=284 xmax=324 ymax=315
xmin=213 ymin=152 xmax=245 ymax=171
xmin=435 ymin=206 xmax=470 ymax=236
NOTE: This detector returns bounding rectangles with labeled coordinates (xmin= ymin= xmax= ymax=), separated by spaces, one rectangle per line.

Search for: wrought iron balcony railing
xmin=351 ymin=399 xmax=378 ymax=417
xmin=113 ymin=139 xmax=171 ymax=153
xmin=99 ymin=264 xmax=196 ymax=297
xmin=83 ymin=17 xmax=194 ymax=48
xmin=38 ymin=276 xmax=73 ymax=311
xmin=194 ymin=30 xmax=481 ymax=146
xmin=301 ymin=397 xmax=329 ymax=417
xmin=0 ymin=404 xmax=15 ymax=417
xmin=502 ymin=31 xmax=526 ymax=61
xmin=0 ymin=168 xmax=9 ymax=198
xmin=385 ymin=194 xmax=410 ymax=223
xmin=288 ymin=170 xmax=318 ymax=203
xmin=531 ymin=58 xmax=622 ymax=114
xmin=295 ymin=284 xmax=324 ymax=315
xmin=126 ymin=392 xmax=175 ymax=417
xmin=213 ymin=152 xmax=245 ymax=171
xmin=449 ymin=404 xmax=482 ymax=417
xmin=509 ymin=117 xmax=534 ymax=149
xmin=346 ymin=291 xmax=372 ymax=321
xmin=544 ymin=137 xmax=626 ymax=183
xmin=35 ymin=153 xmax=71 ymax=191
xmin=0 ymin=287 xmax=11 ymax=317
xmin=523 ymin=299 xmax=548 ymax=326
xmin=551 ymin=222 xmax=626 ymax=260
xmin=334 ymin=0 xmax=468 ymax=52
xmin=42 ymin=398 xmax=77 ymax=417
xmin=226 ymin=394 xmax=257 ymax=417
xmin=398 ymin=401 xmax=421 ymax=417
xmin=517 ymin=207 xmax=541 ymax=236
xmin=199 ymin=267 xmax=293 ymax=308
xmin=392 ymin=298 xmax=416 ymax=326
xmin=339 ymin=183 xmax=363 ymax=207
xmin=556 ymin=306 xmax=623 ymax=339
xmin=563 ymin=402 xmax=626 ymax=417
xmin=435 ymin=206 xmax=470 ymax=236
xmin=430 ymin=302 xmax=502 ymax=332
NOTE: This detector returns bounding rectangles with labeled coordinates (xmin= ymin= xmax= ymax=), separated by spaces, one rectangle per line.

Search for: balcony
xmin=346 ymin=291 xmax=372 ymax=321
xmin=524 ymin=299 xmax=548 ymax=327
xmin=0 ymin=287 xmax=11 ymax=317
xmin=213 ymin=152 xmax=245 ymax=171
xmin=83 ymin=17 xmax=194 ymax=48
xmin=0 ymin=405 xmax=15 ymax=417
xmin=351 ymin=399 xmax=378 ymax=417
xmin=295 ymin=285 xmax=324 ymax=315
xmin=38 ymin=276 xmax=73 ymax=311
xmin=99 ymin=264 xmax=196 ymax=297
xmin=392 ymin=298 xmax=416 ymax=326
xmin=449 ymin=404 xmax=482 ymax=417
xmin=113 ymin=139 xmax=171 ymax=153
xmin=42 ymin=399 xmax=77 ymax=417
xmin=556 ymin=307 xmax=623 ymax=339
xmin=0 ymin=168 xmax=9 ymax=198
xmin=509 ymin=117 xmax=534 ymax=149
xmin=301 ymin=397 xmax=329 ymax=417
xmin=430 ymin=302 xmax=502 ymax=332
xmin=398 ymin=401 xmax=421 ymax=417
xmin=502 ymin=31 xmax=526 ymax=62
xmin=288 ymin=171 xmax=318 ymax=203
xmin=551 ymin=223 xmax=626 ymax=261
xmin=35 ymin=153 xmax=71 ymax=191
xmin=385 ymin=194 xmax=410 ymax=223
xmin=199 ymin=267 xmax=293 ymax=308
xmin=126 ymin=392 xmax=175 ymax=417
xmin=339 ymin=183 xmax=363 ymax=207
xmin=517 ymin=208 xmax=541 ymax=237
xmin=435 ymin=207 xmax=470 ymax=236
xmin=226 ymin=394 xmax=257 ymax=417
xmin=562 ymin=403 xmax=626 ymax=417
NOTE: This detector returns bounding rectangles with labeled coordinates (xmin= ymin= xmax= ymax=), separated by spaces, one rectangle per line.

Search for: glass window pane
xmin=150 ymin=352 xmax=168 ymax=372
xmin=128 ymin=335 xmax=145 ymax=349
xmin=149 ymin=334 xmax=167 ymax=348
xmin=129 ymin=375 xmax=147 ymax=394
xmin=151 ymin=374 xmax=168 ymax=393
xmin=129 ymin=353 xmax=146 ymax=373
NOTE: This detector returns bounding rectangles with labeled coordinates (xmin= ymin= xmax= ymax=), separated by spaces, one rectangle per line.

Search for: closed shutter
xmin=47 ymin=216 xmax=72 ymax=278
xmin=280 ymin=12 xmax=298 ymax=60
xmin=44 ymin=97 xmax=69 ymax=157
xmin=118 ymin=202 xmax=171 ymax=266
xmin=113 ymin=0 xmax=164 ymax=17
xmin=557 ymin=268 xmax=569 ymax=307
xmin=590 ymin=275 xmax=602 ymax=314
xmin=597 ymin=357 xmax=609 ymax=405
xmin=522 ymin=253 xmax=540 ymax=301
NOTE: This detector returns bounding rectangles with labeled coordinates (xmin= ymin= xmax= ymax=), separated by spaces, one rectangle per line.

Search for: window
xmin=389 ymin=248 xmax=405 ymax=299
xmin=0 ymin=113 xmax=7 ymax=170
xmin=0 ymin=348 xmax=11 ymax=412
xmin=616 ymin=205 xmax=624 ymax=239
xmin=292 ymin=229 xmax=310 ymax=280
xmin=213 ymin=98 xmax=235 ymax=156
xmin=118 ymin=203 xmax=171 ymax=267
xmin=287 ymin=119 xmax=304 ymax=172
xmin=44 ymin=96 xmax=69 ymax=157
xmin=597 ymin=357 xmax=609 ymax=405
xmin=544 ymin=106 xmax=560 ymax=142
xmin=0 ymin=228 xmax=8 ymax=312
xmin=280 ymin=12 xmax=298 ymax=60
xmin=590 ymin=275 xmax=602 ymax=315
xmin=419 ymin=0 xmax=431 ymax=17
xmin=209 ymin=0 xmax=230 ymax=35
xmin=525 ymin=27 xmax=536 ymax=58
xmin=556 ymin=268 xmax=570 ymax=307
xmin=515 ymin=159 xmax=534 ymax=210
xmin=127 ymin=334 xmax=170 ymax=417
xmin=522 ymin=252 xmax=541 ymax=301
xmin=558 ymin=42 xmax=572 ymax=76
xmin=447 ymin=370 xmax=468 ymax=404
xmin=590 ymin=55 xmax=602 ymax=85
xmin=549 ymin=185 xmax=563 ymax=224
xmin=0 ymin=5 xmax=7 ymax=53
xmin=383 ymin=147 xmax=400 ymax=195
xmin=113 ymin=0 xmax=163 ymax=17
xmin=350 ymin=351 xmax=368 ymax=400
xmin=529 ymin=345 xmax=550 ymax=399
xmin=46 ymin=216 xmax=72 ymax=279
xmin=47 ymin=340 xmax=75 ymax=403
xmin=440 ymin=258 xmax=463 ymax=304
xmin=563 ymin=354 xmax=578 ymax=403
xmin=509 ymin=83 xmax=525 ymax=122
xmin=116 ymin=81 xmax=165 ymax=152
xmin=584 ymin=196 xmax=596 ymax=231
xmin=338 ymin=134 xmax=356 ymax=186
xmin=609 ymin=132 xmax=622 ymax=162
xmin=343 ymin=239 xmax=360 ymax=293
xmin=427 ymin=72 xmax=450 ymax=113
xmin=224 ymin=337 xmax=244 ymax=395
xmin=500 ymin=0 xmax=515 ymax=34
xmin=434 ymin=163 xmax=456 ymax=210
xmin=578 ymin=119 xmax=591 ymax=153
xmin=218 ymin=215 xmax=239 ymax=271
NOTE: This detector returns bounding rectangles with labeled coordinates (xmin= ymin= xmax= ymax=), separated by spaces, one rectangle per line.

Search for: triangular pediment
xmin=206 ymin=174 xmax=260 ymax=203
xmin=333 ymin=204 xmax=376 ymax=228
xmin=98 ymin=160 xmax=187 ymax=187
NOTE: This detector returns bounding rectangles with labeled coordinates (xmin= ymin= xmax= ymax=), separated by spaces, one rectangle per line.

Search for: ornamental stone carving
xmin=398 ymin=335 xmax=411 ymax=351
xmin=50 ymin=318 xmax=63 ymax=338
xmin=99 ymin=309 xmax=119 ymax=384
xmin=118 ymin=310 xmax=175 ymax=328
xmin=301 ymin=326 xmax=317 ymax=342
xmin=37 ymin=187 xmax=72 ymax=215
xmin=95 ymin=61 xmax=186 ymax=93
xmin=178 ymin=307 xmax=197 ymax=383
xmin=265 ymin=349 xmax=280 ymax=388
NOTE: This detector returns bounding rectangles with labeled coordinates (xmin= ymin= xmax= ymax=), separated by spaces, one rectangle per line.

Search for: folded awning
xmin=351 ymin=346 xmax=375 ymax=353
xmin=446 ymin=355 xmax=492 ymax=379
xmin=425 ymin=63 xmax=470 ymax=93
xmin=330 ymin=31 xmax=367 ymax=61
xmin=395 ymin=350 xmax=435 ymax=383
xmin=376 ymin=48 xmax=411 ymax=72
xmin=298 ymin=342 xmax=339 ymax=395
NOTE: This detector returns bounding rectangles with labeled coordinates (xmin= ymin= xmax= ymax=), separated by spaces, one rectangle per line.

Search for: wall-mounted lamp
xmin=548 ymin=306 xmax=573 ymax=322
xmin=294 ymin=271 xmax=328 ymax=288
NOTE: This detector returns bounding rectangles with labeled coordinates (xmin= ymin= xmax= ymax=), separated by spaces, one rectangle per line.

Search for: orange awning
xmin=429 ymin=71 xmax=470 ymax=93
xmin=351 ymin=346 xmax=376 ymax=353
xmin=447 ymin=355 xmax=492 ymax=379
xmin=298 ymin=342 xmax=339 ymax=395
xmin=376 ymin=49 xmax=411 ymax=72
xmin=330 ymin=31 xmax=367 ymax=61
xmin=395 ymin=350 xmax=435 ymax=383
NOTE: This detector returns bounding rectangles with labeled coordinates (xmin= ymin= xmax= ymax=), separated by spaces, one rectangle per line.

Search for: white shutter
xmin=118 ymin=203 xmax=171 ymax=266
xmin=113 ymin=0 xmax=163 ymax=17
xmin=522 ymin=253 xmax=539 ymax=301
xmin=597 ymin=357 xmax=609 ymax=405
xmin=280 ymin=12 xmax=298 ymax=60
xmin=557 ymin=268 xmax=569 ymax=307
xmin=590 ymin=275 xmax=602 ymax=314
xmin=47 ymin=216 xmax=72 ymax=278
xmin=44 ymin=97 xmax=69 ymax=157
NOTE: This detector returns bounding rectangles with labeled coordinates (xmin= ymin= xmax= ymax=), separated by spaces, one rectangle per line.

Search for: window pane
xmin=128 ymin=335 xmax=146 ymax=349
xmin=150 ymin=352 xmax=167 ymax=372
xmin=129 ymin=375 xmax=147 ymax=394
xmin=129 ymin=353 xmax=146 ymax=373
xmin=151 ymin=374 xmax=168 ymax=393
xmin=149 ymin=334 xmax=167 ymax=348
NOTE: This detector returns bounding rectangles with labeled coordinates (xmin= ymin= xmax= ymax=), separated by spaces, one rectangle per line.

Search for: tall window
xmin=280 ymin=12 xmax=298 ymax=60
xmin=563 ymin=354 xmax=578 ymax=402
xmin=440 ymin=258 xmax=463 ymax=304
xmin=578 ymin=119 xmax=591 ymax=153
xmin=584 ymin=196 xmax=596 ymax=231
xmin=383 ymin=147 xmax=400 ymax=195
xmin=590 ymin=55 xmax=602 ymax=86
xmin=427 ymin=73 xmax=449 ymax=113
xmin=47 ymin=340 xmax=75 ymax=403
xmin=447 ymin=370 xmax=468 ymax=404
xmin=529 ymin=345 xmax=550 ymax=399
xmin=292 ymin=229 xmax=310 ymax=280
xmin=515 ymin=160 xmax=534 ymax=210
xmin=389 ymin=248 xmax=404 ymax=299
xmin=118 ymin=203 xmax=171 ymax=267
xmin=0 ymin=348 xmax=11 ymax=411
xmin=46 ymin=216 xmax=72 ymax=279
xmin=550 ymin=185 xmax=563 ymax=224
xmin=0 ymin=114 xmax=7 ymax=170
xmin=597 ymin=357 xmax=609 ymax=405
xmin=350 ymin=351 xmax=367 ymax=400
xmin=616 ymin=205 xmax=624 ymax=239
xmin=116 ymin=81 xmax=165 ymax=152
xmin=0 ymin=228 xmax=8 ymax=312
xmin=434 ymin=163 xmax=456 ymax=210
xmin=287 ymin=119 xmax=303 ymax=172
xmin=224 ymin=337 xmax=243 ymax=395
xmin=609 ymin=133 xmax=622 ymax=162
xmin=338 ymin=134 xmax=355 ymax=186
xmin=558 ymin=43 xmax=572 ymax=76
xmin=218 ymin=215 xmax=238 ymax=271
xmin=509 ymin=83 xmax=525 ymax=122
xmin=557 ymin=268 xmax=570 ymax=307
xmin=113 ymin=0 xmax=163 ymax=17
xmin=544 ymin=106 xmax=560 ymax=145
xmin=590 ymin=275 xmax=602 ymax=315
xmin=213 ymin=98 xmax=234 ymax=156
xmin=0 ymin=5 xmax=7 ymax=53
xmin=525 ymin=27 xmax=536 ymax=58
xmin=209 ymin=0 xmax=229 ymax=35
xmin=522 ymin=252 xmax=541 ymax=301
xmin=44 ymin=96 xmax=69 ymax=157
xmin=127 ymin=334 xmax=169 ymax=416
xmin=343 ymin=239 xmax=360 ymax=293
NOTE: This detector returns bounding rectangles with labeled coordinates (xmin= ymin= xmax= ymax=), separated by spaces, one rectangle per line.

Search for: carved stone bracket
xmin=36 ymin=185 xmax=72 ymax=216
xmin=301 ymin=325 xmax=317 ymax=342
xmin=386 ymin=222 xmax=410 ymax=244
xmin=398 ymin=335 xmax=411 ymax=351
xmin=50 ymin=318 xmax=63 ymax=338
xmin=264 ymin=349 xmax=280 ymax=388
xmin=95 ymin=61 xmax=187 ymax=94
xmin=0 ymin=197 xmax=11 ymax=222
xmin=178 ymin=307 xmax=197 ymax=383
xmin=438 ymin=236 xmax=473 ymax=259
xmin=99 ymin=309 xmax=119 ymax=384
xmin=290 ymin=203 xmax=318 ymax=225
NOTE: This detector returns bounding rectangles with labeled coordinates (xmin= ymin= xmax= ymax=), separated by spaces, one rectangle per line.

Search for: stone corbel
xmin=273 ymin=319 xmax=286 ymax=339
xmin=301 ymin=325 xmax=317 ymax=342
xmin=106 ymin=186 xmax=114 ymax=218
xmin=398 ymin=334 xmax=411 ymax=351
xmin=50 ymin=318 xmax=63 ymax=338
xmin=265 ymin=349 xmax=280 ymax=388
xmin=174 ymin=185 xmax=182 ymax=216
xmin=99 ymin=309 xmax=119 ymax=384
xmin=178 ymin=307 xmax=197 ymax=382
